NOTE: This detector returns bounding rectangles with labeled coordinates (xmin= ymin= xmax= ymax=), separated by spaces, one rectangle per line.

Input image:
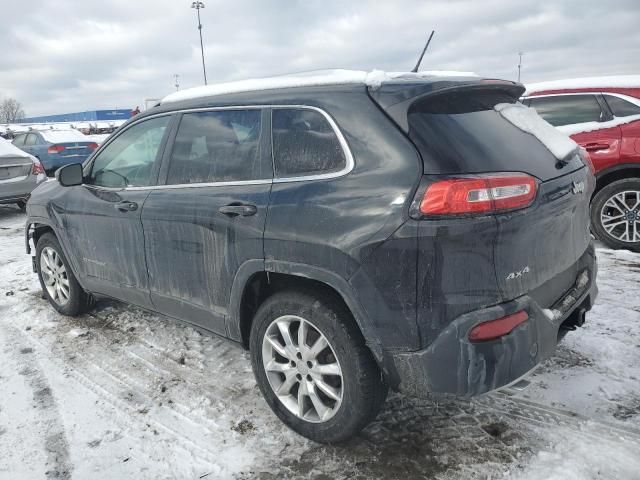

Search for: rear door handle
xmin=115 ymin=201 xmax=138 ymax=212
xmin=218 ymin=204 xmax=257 ymax=217
xmin=585 ymin=142 xmax=610 ymax=152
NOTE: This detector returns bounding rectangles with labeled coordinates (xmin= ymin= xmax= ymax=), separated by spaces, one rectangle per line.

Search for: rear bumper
xmin=390 ymin=243 xmax=598 ymax=398
xmin=0 ymin=174 xmax=45 ymax=204
xmin=42 ymin=155 xmax=89 ymax=171
xmin=0 ymin=194 xmax=29 ymax=204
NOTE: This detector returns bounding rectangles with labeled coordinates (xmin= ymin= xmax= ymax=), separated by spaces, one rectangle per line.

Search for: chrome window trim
xmin=525 ymin=92 xmax=640 ymax=108
xmin=83 ymin=104 xmax=354 ymax=193
xmin=83 ymin=178 xmax=272 ymax=193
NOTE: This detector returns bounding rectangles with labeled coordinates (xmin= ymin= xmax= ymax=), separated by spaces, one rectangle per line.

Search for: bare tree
xmin=0 ymin=98 xmax=26 ymax=123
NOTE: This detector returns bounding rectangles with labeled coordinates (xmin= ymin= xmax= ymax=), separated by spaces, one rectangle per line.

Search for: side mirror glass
xmin=56 ymin=163 xmax=83 ymax=187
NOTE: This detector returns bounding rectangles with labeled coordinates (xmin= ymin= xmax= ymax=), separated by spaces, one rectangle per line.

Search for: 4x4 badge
xmin=572 ymin=181 xmax=585 ymax=195
xmin=506 ymin=266 xmax=530 ymax=280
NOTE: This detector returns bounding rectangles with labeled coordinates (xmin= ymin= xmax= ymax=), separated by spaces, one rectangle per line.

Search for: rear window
xmin=604 ymin=95 xmax=640 ymax=117
xmin=527 ymin=95 xmax=604 ymax=126
xmin=272 ymin=108 xmax=346 ymax=178
xmin=407 ymin=89 xmax=583 ymax=180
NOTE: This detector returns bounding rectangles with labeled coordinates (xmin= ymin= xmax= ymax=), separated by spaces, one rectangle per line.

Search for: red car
xmin=523 ymin=76 xmax=640 ymax=251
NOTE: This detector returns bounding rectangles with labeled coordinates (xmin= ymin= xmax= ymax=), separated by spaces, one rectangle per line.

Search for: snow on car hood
xmin=495 ymin=103 xmax=578 ymax=160
xmin=0 ymin=137 xmax=33 ymax=159
xmin=161 ymin=69 xmax=479 ymax=104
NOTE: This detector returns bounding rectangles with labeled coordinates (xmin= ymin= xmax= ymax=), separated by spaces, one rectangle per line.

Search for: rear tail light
xmin=468 ymin=310 xmax=529 ymax=342
xmin=419 ymin=173 xmax=537 ymax=216
xmin=32 ymin=159 xmax=45 ymax=175
xmin=48 ymin=144 xmax=65 ymax=154
xmin=87 ymin=142 xmax=99 ymax=151
xmin=579 ymin=147 xmax=595 ymax=175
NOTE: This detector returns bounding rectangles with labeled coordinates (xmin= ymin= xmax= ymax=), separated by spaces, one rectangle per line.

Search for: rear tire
xmin=35 ymin=233 xmax=94 ymax=316
xmin=591 ymin=178 xmax=640 ymax=252
xmin=249 ymin=289 xmax=387 ymax=443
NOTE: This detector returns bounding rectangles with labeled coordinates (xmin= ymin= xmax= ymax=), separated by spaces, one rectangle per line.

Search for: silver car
xmin=0 ymin=137 xmax=46 ymax=210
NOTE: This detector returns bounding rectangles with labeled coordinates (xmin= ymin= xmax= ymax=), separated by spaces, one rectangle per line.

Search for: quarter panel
xmin=264 ymin=90 xmax=423 ymax=350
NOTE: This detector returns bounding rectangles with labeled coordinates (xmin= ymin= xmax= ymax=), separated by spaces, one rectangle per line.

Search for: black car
xmin=25 ymin=71 xmax=598 ymax=443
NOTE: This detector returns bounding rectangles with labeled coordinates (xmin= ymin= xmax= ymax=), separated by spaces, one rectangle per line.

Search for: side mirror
xmin=56 ymin=163 xmax=84 ymax=187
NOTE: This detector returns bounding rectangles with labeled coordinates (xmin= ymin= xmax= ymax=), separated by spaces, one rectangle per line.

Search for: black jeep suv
xmin=25 ymin=71 xmax=598 ymax=443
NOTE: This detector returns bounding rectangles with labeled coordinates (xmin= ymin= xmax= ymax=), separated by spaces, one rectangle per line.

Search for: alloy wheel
xmin=262 ymin=315 xmax=343 ymax=423
xmin=40 ymin=246 xmax=70 ymax=305
xmin=600 ymin=190 xmax=640 ymax=243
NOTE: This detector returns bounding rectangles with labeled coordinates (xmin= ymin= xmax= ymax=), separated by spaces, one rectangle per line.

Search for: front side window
xmin=272 ymin=108 xmax=346 ymax=177
xmin=87 ymin=116 xmax=170 ymax=188
xmin=166 ymin=109 xmax=266 ymax=185
xmin=604 ymin=95 xmax=640 ymax=117
xmin=12 ymin=134 xmax=26 ymax=146
xmin=528 ymin=95 xmax=604 ymax=126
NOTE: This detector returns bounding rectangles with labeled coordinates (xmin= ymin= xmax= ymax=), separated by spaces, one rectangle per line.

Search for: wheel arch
xmin=25 ymin=218 xmax=57 ymax=255
xmin=26 ymin=217 xmax=87 ymax=289
xmin=594 ymin=164 xmax=640 ymax=197
xmin=226 ymin=260 xmax=389 ymax=375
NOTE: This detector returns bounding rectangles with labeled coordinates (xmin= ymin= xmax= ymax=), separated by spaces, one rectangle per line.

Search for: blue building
xmin=18 ymin=109 xmax=132 ymax=123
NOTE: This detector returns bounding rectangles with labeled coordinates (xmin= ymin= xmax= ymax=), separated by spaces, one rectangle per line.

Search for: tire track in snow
xmin=0 ymin=323 xmax=72 ymax=480
xmin=13 ymin=326 xmax=227 ymax=473
xmin=475 ymin=392 xmax=640 ymax=445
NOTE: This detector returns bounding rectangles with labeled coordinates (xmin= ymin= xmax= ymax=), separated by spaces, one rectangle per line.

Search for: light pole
xmin=517 ymin=52 xmax=523 ymax=83
xmin=191 ymin=1 xmax=208 ymax=85
xmin=174 ymin=74 xmax=180 ymax=91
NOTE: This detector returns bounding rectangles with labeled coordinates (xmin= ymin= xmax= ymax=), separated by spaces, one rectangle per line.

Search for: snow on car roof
xmin=525 ymin=75 xmax=640 ymax=95
xmin=161 ymin=69 xmax=479 ymax=104
xmin=39 ymin=129 xmax=90 ymax=144
xmin=0 ymin=137 xmax=34 ymax=159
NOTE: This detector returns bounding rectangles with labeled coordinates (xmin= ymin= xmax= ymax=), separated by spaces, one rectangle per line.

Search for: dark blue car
xmin=12 ymin=129 xmax=97 ymax=174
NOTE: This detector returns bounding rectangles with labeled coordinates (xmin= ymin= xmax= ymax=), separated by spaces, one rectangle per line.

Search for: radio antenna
xmin=412 ymin=30 xmax=435 ymax=73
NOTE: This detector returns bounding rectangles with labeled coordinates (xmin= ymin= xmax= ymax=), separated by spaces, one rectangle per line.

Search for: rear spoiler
xmin=368 ymin=79 xmax=525 ymax=133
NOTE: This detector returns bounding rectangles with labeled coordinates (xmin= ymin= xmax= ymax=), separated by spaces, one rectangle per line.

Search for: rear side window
xmin=527 ymin=95 xmax=604 ymax=126
xmin=25 ymin=133 xmax=38 ymax=146
xmin=604 ymin=95 xmax=640 ymax=117
xmin=272 ymin=108 xmax=346 ymax=178
xmin=166 ymin=109 xmax=267 ymax=185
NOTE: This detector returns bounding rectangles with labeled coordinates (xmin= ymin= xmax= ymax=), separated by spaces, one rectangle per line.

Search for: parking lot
xmin=1 ymin=203 xmax=639 ymax=479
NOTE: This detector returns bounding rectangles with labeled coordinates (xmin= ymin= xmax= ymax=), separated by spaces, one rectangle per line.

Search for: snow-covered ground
xmin=0 ymin=204 xmax=639 ymax=479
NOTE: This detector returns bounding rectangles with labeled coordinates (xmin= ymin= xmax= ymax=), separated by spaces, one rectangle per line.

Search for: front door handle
xmin=115 ymin=201 xmax=138 ymax=212
xmin=584 ymin=142 xmax=610 ymax=152
xmin=218 ymin=204 xmax=257 ymax=217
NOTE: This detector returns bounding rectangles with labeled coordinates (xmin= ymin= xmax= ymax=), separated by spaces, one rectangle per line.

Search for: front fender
xmin=25 ymin=215 xmax=87 ymax=291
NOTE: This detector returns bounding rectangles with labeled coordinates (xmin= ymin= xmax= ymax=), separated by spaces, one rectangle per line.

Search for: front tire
xmin=35 ymin=233 xmax=94 ymax=316
xmin=591 ymin=178 xmax=640 ymax=252
xmin=249 ymin=289 xmax=387 ymax=443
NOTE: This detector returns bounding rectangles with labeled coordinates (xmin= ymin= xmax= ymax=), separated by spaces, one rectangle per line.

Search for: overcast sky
xmin=1 ymin=0 xmax=638 ymax=117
